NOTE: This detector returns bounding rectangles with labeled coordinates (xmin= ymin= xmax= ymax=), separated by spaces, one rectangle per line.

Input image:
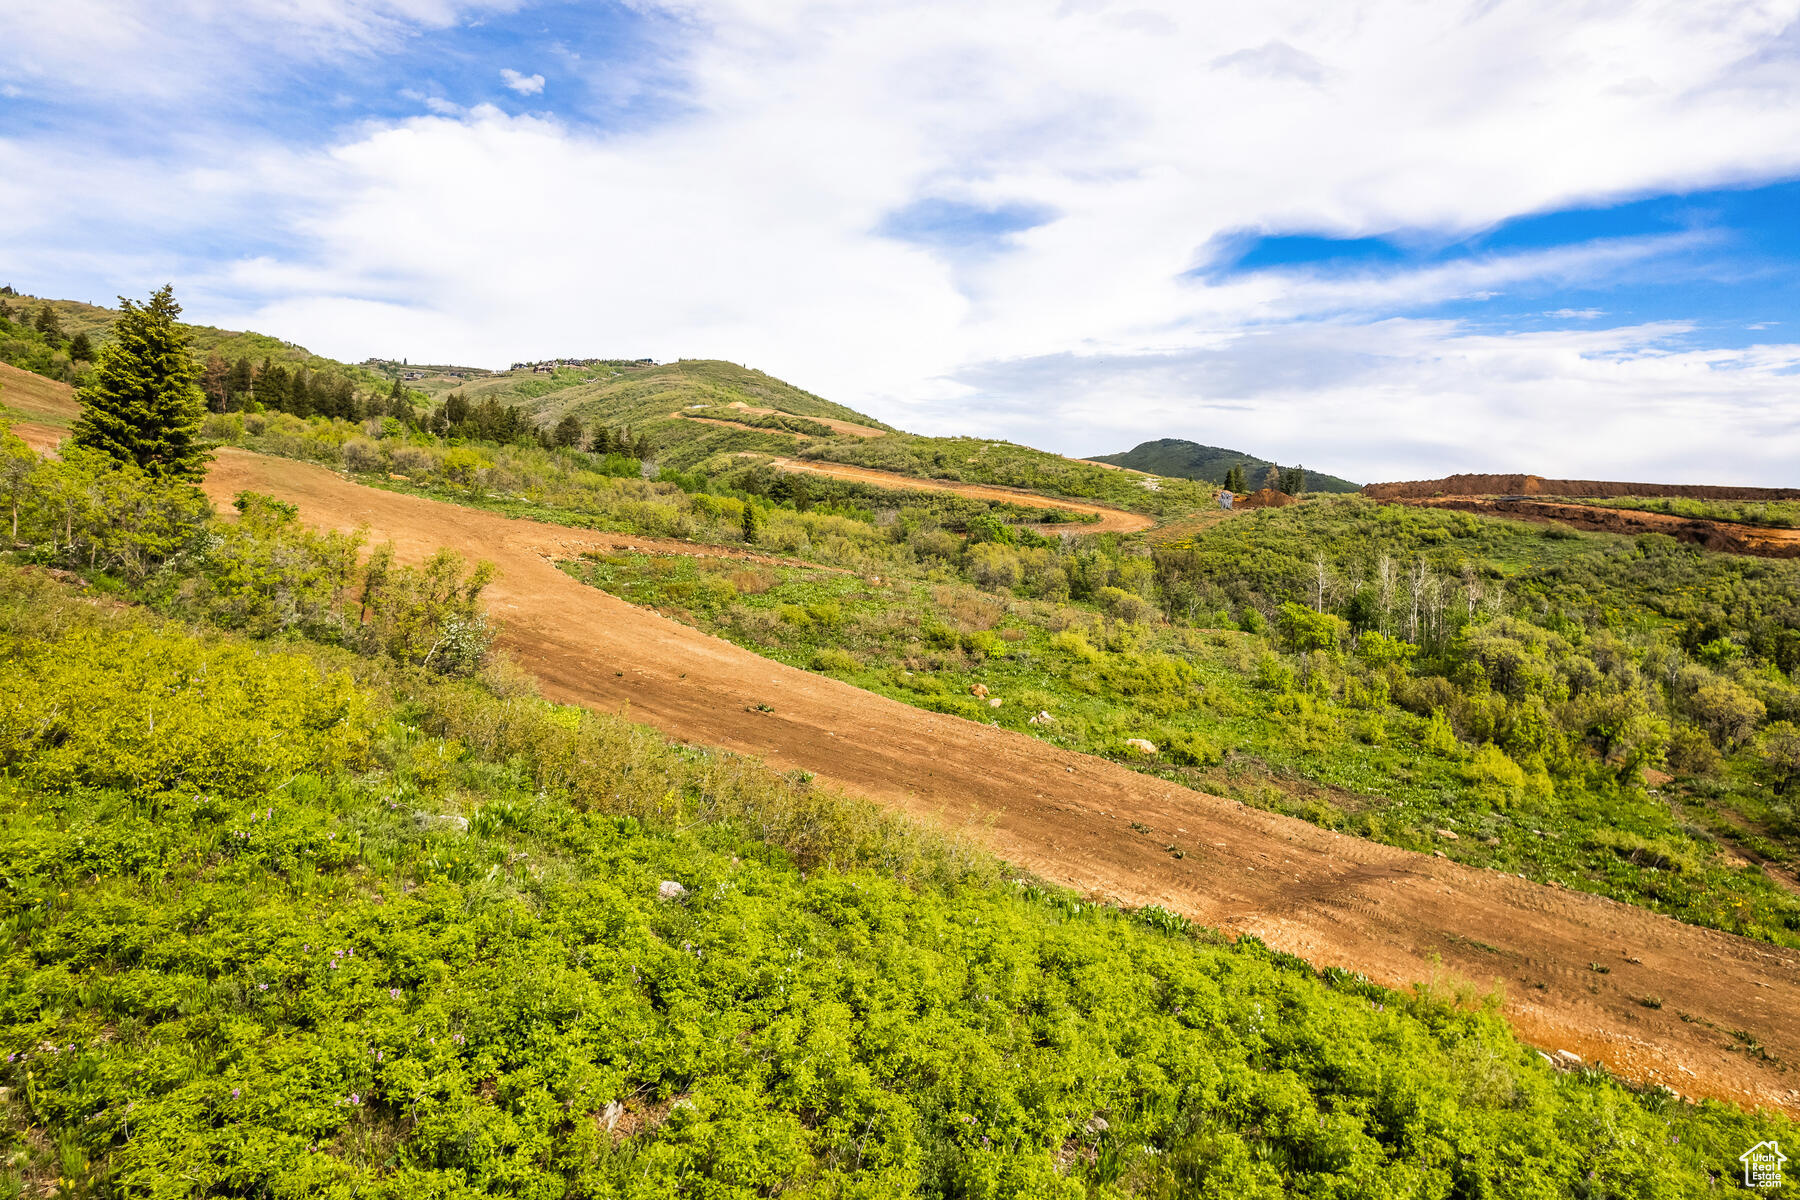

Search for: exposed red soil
xmin=164 ymin=448 xmax=1800 ymax=1117
xmin=1365 ymin=472 xmax=1800 ymax=502
xmin=767 ymin=457 xmax=1157 ymax=534
xmin=1399 ymin=496 xmax=1800 ymax=558
xmin=1235 ymin=487 xmax=1300 ymax=509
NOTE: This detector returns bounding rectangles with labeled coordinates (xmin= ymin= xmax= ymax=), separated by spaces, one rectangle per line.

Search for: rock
xmin=1029 ymin=711 xmax=1056 ymax=725
xmin=657 ymin=880 xmax=688 ymax=901
xmin=1435 ymin=828 xmax=1458 ymax=841
xmin=1085 ymin=1116 xmax=1110 ymax=1135
xmin=1553 ymin=1049 xmax=1582 ymax=1068
xmin=1124 ymin=738 xmax=1158 ymax=756
xmin=970 ymin=683 xmax=990 ymax=698
xmin=988 ymin=698 xmax=1002 ymax=708
xmin=1433 ymin=850 xmax=1446 ymax=858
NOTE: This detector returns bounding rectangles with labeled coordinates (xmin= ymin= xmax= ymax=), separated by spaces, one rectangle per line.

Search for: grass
xmin=0 ymin=561 xmax=1790 ymax=1197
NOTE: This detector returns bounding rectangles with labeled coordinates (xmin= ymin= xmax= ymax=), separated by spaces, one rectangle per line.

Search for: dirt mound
xmin=1364 ymin=473 xmax=1800 ymax=501
xmin=1236 ymin=488 xmax=1299 ymax=508
xmin=1399 ymin=496 xmax=1800 ymax=558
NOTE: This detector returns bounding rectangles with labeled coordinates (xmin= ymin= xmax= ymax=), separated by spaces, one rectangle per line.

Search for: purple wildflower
xmin=389 ymin=988 xmax=400 ymax=1000
xmin=231 ymin=1088 xmax=241 ymax=1099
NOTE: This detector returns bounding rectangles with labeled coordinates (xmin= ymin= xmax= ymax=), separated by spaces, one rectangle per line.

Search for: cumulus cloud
xmin=6 ymin=0 xmax=1800 ymax=482
xmin=499 ymin=68 xmax=544 ymax=95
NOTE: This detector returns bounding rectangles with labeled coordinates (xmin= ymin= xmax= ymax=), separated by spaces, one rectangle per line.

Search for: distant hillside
xmin=433 ymin=358 xmax=900 ymax=469
xmin=5 ymin=291 xmax=391 ymax=388
xmin=1088 ymin=438 xmax=1360 ymax=493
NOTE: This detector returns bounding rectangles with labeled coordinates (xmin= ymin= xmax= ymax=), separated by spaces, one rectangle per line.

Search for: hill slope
xmin=1090 ymin=437 xmax=1359 ymax=492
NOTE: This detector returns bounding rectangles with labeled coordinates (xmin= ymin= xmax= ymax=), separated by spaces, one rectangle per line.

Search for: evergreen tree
xmin=1223 ymin=464 xmax=1246 ymax=493
xmin=553 ymin=414 xmax=583 ymax=448
xmin=254 ymin=358 xmax=283 ymax=411
xmin=68 ymin=331 xmax=94 ymax=362
xmin=33 ymin=303 xmax=63 ymax=343
xmin=288 ymin=368 xmax=313 ymax=418
xmin=68 ymin=284 xmax=209 ymax=481
xmin=226 ymin=357 xmax=254 ymax=409
xmin=741 ymin=500 xmax=761 ymax=544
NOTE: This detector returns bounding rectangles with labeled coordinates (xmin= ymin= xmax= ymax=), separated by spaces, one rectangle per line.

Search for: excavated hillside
xmin=1365 ymin=473 xmax=1800 ymax=501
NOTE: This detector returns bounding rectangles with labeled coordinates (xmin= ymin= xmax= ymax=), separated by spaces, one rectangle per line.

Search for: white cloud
xmin=7 ymin=0 xmax=1800 ymax=483
xmin=1545 ymin=308 xmax=1606 ymax=320
xmin=500 ymin=68 xmax=544 ymax=96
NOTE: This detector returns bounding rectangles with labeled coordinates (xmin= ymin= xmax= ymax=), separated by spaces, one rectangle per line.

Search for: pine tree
xmin=741 ymin=500 xmax=761 ymax=544
xmin=33 ymin=303 xmax=63 ymax=343
xmin=226 ymin=357 xmax=254 ymax=409
xmin=553 ymin=414 xmax=583 ymax=447
xmin=68 ymin=331 xmax=94 ymax=362
xmin=1223 ymin=464 xmax=1246 ymax=493
xmin=68 ymin=285 xmax=209 ymax=481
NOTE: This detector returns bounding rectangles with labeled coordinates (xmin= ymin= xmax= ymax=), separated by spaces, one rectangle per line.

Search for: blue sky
xmin=3 ymin=1 xmax=1800 ymax=483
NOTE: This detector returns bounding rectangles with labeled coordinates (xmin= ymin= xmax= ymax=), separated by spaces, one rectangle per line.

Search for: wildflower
xmin=258 ymin=983 xmax=268 ymax=991
xmin=389 ymin=988 xmax=401 ymax=1000
xmin=375 ymin=1050 xmax=383 ymax=1062
xmin=348 ymin=1093 xmax=361 ymax=1106
xmin=231 ymin=1088 xmax=241 ymax=1099
xmin=329 ymin=961 xmax=339 ymax=970
xmin=329 ymin=833 xmax=336 ymax=841
xmin=453 ymin=1033 xmax=464 ymax=1045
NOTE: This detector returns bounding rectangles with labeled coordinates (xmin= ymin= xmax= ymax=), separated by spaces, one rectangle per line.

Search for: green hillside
xmin=6 ymin=292 xmax=399 ymax=385
xmin=1089 ymin=438 xmax=1360 ymax=493
xmin=0 ymin=505 xmax=1786 ymax=1196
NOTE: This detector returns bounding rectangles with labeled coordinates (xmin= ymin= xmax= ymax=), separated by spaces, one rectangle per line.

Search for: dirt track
xmin=1401 ymin=496 xmax=1800 ymax=558
xmin=176 ymin=448 xmax=1799 ymax=1115
xmin=768 ymin=457 xmax=1156 ymax=534
xmin=727 ymin=402 xmax=887 ymax=438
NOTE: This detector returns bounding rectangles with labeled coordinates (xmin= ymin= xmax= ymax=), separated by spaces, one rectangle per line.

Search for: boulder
xmin=1029 ymin=711 xmax=1056 ymax=725
xmin=988 ymin=698 xmax=1002 ymax=708
xmin=657 ymin=880 xmax=688 ymax=901
xmin=970 ymin=683 xmax=990 ymax=698
xmin=1124 ymin=738 xmax=1158 ymax=756
xmin=1435 ymin=828 xmax=1458 ymax=841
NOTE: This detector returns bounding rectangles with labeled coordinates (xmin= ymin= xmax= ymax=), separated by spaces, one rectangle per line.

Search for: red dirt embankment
xmin=1365 ymin=473 xmax=1800 ymax=501
xmin=1400 ymin=497 xmax=1800 ymax=557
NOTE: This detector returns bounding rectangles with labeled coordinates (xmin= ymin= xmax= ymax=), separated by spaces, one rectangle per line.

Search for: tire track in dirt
xmin=189 ymin=448 xmax=1800 ymax=1116
xmin=767 ymin=457 xmax=1156 ymax=535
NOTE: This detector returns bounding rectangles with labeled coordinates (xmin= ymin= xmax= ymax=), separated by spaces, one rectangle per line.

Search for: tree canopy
xmin=69 ymin=284 xmax=210 ymax=481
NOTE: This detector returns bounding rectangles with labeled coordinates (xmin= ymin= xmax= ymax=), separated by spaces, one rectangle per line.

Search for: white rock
xmin=1124 ymin=738 xmax=1159 ymax=756
xmin=657 ymin=880 xmax=688 ymax=900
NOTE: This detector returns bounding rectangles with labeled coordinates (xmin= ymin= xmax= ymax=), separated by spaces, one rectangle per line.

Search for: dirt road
xmin=727 ymin=402 xmax=887 ymax=438
xmin=188 ymin=448 xmax=1800 ymax=1115
xmin=768 ymin=457 xmax=1157 ymax=535
xmin=1400 ymin=496 xmax=1800 ymax=558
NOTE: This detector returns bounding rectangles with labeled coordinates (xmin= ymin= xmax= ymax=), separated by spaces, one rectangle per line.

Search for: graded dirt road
xmin=1399 ymin=495 xmax=1800 ymax=558
xmin=186 ymin=447 xmax=1800 ymax=1116
xmin=767 ymin=457 xmax=1156 ymax=534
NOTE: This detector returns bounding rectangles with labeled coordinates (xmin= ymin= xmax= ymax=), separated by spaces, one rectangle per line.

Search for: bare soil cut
xmin=768 ymin=457 xmax=1156 ymax=534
